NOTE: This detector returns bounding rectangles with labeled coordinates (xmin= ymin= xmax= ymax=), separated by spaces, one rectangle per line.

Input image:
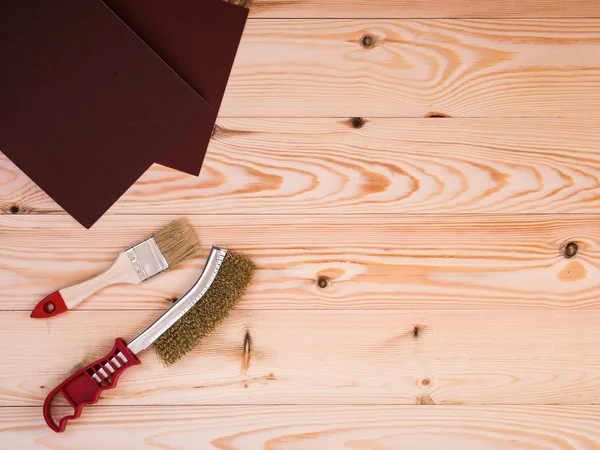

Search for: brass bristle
xmin=153 ymin=251 xmax=255 ymax=366
xmin=153 ymin=218 xmax=202 ymax=268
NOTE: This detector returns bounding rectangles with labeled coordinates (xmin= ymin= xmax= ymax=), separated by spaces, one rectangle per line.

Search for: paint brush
xmin=31 ymin=218 xmax=201 ymax=318
xmin=43 ymin=246 xmax=255 ymax=432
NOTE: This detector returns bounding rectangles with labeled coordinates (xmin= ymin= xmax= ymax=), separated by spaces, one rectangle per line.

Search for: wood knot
xmin=413 ymin=325 xmax=421 ymax=338
xmin=417 ymin=394 xmax=435 ymax=405
xmin=344 ymin=117 xmax=368 ymax=129
xmin=317 ymin=276 xmax=329 ymax=289
xmin=419 ymin=377 xmax=431 ymax=387
xmin=360 ymin=34 xmax=377 ymax=49
xmin=425 ymin=112 xmax=451 ymax=118
xmin=241 ymin=331 xmax=252 ymax=375
xmin=563 ymin=242 xmax=578 ymax=258
xmin=351 ymin=117 xmax=365 ymax=129
xmin=10 ymin=205 xmax=19 ymax=214
xmin=170 ymin=297 xmax=178 ymax=303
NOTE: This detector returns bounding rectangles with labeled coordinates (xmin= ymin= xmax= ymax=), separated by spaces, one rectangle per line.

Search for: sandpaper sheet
xmin=105 ymin=0 xmax=249 ymax=175
xmin=0 ymin=0 xmax=208 ymax=228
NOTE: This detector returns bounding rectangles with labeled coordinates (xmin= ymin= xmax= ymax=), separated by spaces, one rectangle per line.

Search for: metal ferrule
xmin=125 ymin=237 xmax=169 ymax=282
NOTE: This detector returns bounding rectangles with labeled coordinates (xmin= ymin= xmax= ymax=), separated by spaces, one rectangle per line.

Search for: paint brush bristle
xmin=153 ymin=250 xmax=255 ymax=366
xmin=154 ymin=218 xmax=202 ymax=268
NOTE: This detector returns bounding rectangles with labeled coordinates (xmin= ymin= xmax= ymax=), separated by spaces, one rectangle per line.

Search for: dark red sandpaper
xmin=104 ymin=0 xmax=249 ymax=175
xmin=0 ymin=0 xmax=208 ymax=228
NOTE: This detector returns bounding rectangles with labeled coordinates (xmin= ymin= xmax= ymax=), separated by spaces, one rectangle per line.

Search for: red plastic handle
xmin=43 ymin=338 xmax=140 ymax=432
xmin=31 ymin=291 xmax=68 ymax=318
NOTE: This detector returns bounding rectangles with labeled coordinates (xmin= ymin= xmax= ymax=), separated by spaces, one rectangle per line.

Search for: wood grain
xmin=3 ymin=406 xmax=600 ymax=449
xmin=2 ymin=310 xmax=600 ymax=406
xmin=1 ymin=214 xmax=598 ymax=311
xmin=234 ymin=0 xmax=600 ymax=19
xmin=220 ymin=19 xmax=600 ymax=117
xmin=3 ymin=1 xmax=600 ymax=443
xmin=4 ymin=118 xmax=600 ymax=215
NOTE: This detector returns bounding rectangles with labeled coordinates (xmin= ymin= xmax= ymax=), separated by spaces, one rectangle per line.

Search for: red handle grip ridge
xmin=43 ymin=338 xmax=140 ymax=433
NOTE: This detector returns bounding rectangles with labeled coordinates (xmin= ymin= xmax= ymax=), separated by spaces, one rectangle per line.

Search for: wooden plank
xmin=236 ymin=0 xmax=600 ymax=19
xmin=3 ymin=406 xmax=600 ymax=448
xmin=3 ymin=310 xmax=600 ymax=406
xmin=4 ymin=118 xmax=600 ymax=215
xmin=0 ymin=214 xmax=598 ymax=310
xmin=219 ymin=19 xmax=600 ymax=117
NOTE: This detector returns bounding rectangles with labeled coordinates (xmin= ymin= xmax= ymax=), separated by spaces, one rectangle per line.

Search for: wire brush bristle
xmin=153 ymin=250 xmax=255 ymax=366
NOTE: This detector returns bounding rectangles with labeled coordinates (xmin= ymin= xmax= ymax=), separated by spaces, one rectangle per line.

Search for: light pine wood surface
xmin=4 ymin=119 xmax=600 ymax=215
xmin=3 ymin=310 xmax=600 ymax=407
xmin=4 ymin=406 xmax=600 ymax=449
xmin=1 ymin=215 xmax=599 ymax=310
xmin=230 ymin=0 xmax=600 ymax=18
xmin=221 ymin=19 xmax=600 ymax=117
xmin=2 ymin=1 xmax=600 ymax=448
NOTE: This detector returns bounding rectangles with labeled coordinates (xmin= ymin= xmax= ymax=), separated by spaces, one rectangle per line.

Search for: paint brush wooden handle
xmin=31 ymin=253 xmax=140 ymax=318
xmin=31 ymin=218 xmax=201 ymax=319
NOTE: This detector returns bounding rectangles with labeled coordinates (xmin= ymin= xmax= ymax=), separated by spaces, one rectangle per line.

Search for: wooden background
xmin=2 ymin=0 xmax=600 ymax=448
